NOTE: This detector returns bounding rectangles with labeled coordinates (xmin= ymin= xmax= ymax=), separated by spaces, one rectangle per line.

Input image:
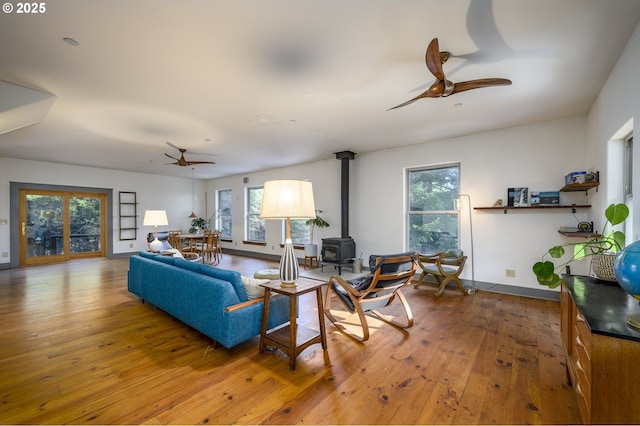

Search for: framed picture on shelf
xmin=507 ymin=187 xmax=529 ymax=207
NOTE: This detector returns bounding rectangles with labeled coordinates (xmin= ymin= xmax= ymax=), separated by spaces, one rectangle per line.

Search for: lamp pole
xmin=457 ymin=193 xmax=476 ymax=294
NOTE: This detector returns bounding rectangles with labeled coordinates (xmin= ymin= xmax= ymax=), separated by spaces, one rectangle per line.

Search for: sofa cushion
xmin=200 ymin=265 xmax=248 ymax=301
xmin=153 ymin=255 xmax=176 ymax=266
xmin=241 ymin=276 xmax=268 ymax=299
xmin=174 ymin=257 xmax=202 ymax=273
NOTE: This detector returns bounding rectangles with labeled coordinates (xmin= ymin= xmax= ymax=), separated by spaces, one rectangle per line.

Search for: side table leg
xmin=259 ymin=291 xmax=271 ymax=354
xmin=288 ymin=295 xmax=297 ymax=370
xmin=316 ymin=287 xmax=328 ymax=350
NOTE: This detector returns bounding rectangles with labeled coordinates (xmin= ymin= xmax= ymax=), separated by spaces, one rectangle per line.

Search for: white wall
xmin=207 ymin=115 xmax=589 ymax=291
xmin=205 ymin=158 xmax=342 ymax=258
xmin=587 ymin=21 xmax=640 ymax=242
xmin=0 ymin=158 xmax=206 ymax=264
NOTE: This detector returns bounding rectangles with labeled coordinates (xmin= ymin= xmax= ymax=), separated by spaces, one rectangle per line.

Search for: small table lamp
xmin=260 ymin=180 xmax=317 ymax=286
xmin=143 ymin=210 xmax=169 ymax=252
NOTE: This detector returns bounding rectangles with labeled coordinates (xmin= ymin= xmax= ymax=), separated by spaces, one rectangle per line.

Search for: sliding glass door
xmin=19 ymin=189 xmax=106 ymax=265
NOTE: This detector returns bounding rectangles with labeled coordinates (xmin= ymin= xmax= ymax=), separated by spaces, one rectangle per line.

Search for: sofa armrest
xmin=224 ymin=298 xmax=263 ymax=312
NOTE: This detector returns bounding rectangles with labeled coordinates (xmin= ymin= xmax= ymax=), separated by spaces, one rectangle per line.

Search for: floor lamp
xmin=456 ymin=194 xmax=476 ymax=294
xmin=260 ymin=180 xmax=316 ymax=287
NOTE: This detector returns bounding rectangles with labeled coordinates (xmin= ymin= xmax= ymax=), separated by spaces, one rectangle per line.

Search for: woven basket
xmin=590 ymin=253 xmax=618 ymax=282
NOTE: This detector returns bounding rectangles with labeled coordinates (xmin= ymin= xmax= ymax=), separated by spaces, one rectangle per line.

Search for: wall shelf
xmin=560 ymin=181 xmax=600 ymax=192
xmin=558 ymin=230 xmax=601 ymax=238
xmin=119 ymin=191 xmax=138 ymax=240
xmin=474 ymin=204 xmax=591 ymax=214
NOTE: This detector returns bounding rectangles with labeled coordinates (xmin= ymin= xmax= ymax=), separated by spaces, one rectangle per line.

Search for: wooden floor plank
xmin=0 ymin=255 xmax=581 ymax=424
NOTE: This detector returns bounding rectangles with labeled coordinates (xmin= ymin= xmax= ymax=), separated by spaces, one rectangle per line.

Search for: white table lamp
xmin=143 ymin=210 xmax=169 ymax=252
xmin=260 ymin=180 xmax=316 ymax=286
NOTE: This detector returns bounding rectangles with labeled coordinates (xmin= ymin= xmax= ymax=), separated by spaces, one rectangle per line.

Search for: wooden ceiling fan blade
xmin=450 ymin=78 xmax=512 ymax=95
xmin=425 ymin=38 xmax=446 ymax=81
xmin=185 ymin=161 xmax=216 ymax=165
xmin=388 ymin=84 xmax=443 ymax=110
xmin=164 ymin=153 xmax=179 ymax=161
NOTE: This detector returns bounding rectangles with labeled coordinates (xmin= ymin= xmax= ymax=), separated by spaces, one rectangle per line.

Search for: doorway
xmin=18 ymin=189 xmax=107 ymax=265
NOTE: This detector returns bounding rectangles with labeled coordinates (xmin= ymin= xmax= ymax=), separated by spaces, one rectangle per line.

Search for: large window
xmin=246 ymin=186 xmax=265 ymax=242
xmin=216 ymin=189 xmax=232 ymax=239
xmin=407 ymin=165 xmax=459 ymax=254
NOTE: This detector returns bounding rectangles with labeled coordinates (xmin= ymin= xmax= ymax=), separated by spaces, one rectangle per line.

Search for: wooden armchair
xmin=324 ymin=252 xmax=418 ymax=343
xmin=414 ymin=249 xmax=467 ymax=297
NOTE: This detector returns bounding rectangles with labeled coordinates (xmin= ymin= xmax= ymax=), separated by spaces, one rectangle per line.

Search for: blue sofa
xmin=127 ymin=251 xmax=290 ymax=349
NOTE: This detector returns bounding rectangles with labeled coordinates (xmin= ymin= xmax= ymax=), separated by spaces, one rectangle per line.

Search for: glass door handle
xmin=22 ymin=222 xmax=26 ymax=236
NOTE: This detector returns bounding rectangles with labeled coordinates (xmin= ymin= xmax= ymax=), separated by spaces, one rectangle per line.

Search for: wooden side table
xmin=259 ymin=278 xmax=328 ymax=370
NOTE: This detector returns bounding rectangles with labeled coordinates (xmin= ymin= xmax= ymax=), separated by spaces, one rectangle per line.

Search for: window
xmin=246 ymin=186 xmax=265 ymax=242
xmin=290 ymin=219 xmax=310 ymax=245
xmin=407 ymin=165 xmax=459 ymax=254
xmin=216 ymin=189 xmax=232 ymax=239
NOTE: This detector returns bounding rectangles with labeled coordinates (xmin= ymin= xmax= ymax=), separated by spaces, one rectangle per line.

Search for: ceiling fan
xmin=164 ymin=142 xmax=216 ymax=167
xmin=388 ymin=38 xmax=512 ymax=110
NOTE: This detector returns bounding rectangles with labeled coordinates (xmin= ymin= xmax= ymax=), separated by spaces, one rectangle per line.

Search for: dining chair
xmin=197 ymin=232 xmax=218 ymax=264
xmin=167 ymin=232 xmax=201 ymax=262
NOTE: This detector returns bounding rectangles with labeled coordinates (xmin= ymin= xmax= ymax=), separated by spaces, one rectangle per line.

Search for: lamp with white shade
xmin=260 ymin=180 xmax=317 ymax=287
xmin=143 ymin=210 xmax=169 ymax=252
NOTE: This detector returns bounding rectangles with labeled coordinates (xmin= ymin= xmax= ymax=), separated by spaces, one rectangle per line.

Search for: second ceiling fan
xmin=389 ymin=38 xmax=512 ymax=110
xmin=164 ymin=142 xmax=216 ymax=167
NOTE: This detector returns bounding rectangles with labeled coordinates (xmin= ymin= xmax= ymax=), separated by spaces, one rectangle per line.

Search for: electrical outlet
xmin=129 ymin=243 xmax=134 ymax=248
xmin=1 ymin=252 xmax=8 ymax=258
xmin=505 ymin=269 xmax=516 ymax=278
xmin=0 ymin=218 xmax=8 ymax=225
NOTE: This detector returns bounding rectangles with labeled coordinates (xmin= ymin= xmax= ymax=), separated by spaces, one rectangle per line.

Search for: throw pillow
xmin=240 ymin=276 xmax=269 ymax=299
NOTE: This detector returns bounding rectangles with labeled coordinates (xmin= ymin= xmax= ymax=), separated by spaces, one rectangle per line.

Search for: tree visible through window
xmin=290 ymin=219 xmax=310 ymax=245
xmin=216 ymin=189 xmax=232 ymax=239
xmin=246 ymin=186 xmax=265 ymax=242
xmin=408 ymin=165 xmax=459 ymax=254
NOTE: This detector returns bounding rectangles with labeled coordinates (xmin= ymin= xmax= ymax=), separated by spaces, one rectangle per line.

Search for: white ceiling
xmin=1 ymin=0 xmax=640 ymax=179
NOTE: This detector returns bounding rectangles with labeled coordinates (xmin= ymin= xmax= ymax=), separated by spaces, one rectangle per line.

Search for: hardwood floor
xmin=0 ymin=254 xmax=581 ymax=424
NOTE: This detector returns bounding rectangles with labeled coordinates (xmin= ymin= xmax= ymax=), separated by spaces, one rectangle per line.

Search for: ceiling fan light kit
xmin=389 ymin=38 xmax=512 ymax=110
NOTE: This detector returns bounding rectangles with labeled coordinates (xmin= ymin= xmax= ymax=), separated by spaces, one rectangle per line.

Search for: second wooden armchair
xmin=414 ymin=249 xmax=467 ymax=297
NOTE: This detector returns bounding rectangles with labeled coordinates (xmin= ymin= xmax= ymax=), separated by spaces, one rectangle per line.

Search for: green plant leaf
xmin=533 ymin=261 xmax=555 ymax=280
xmin=573 ymin=243 xmax=588 ymax=259
xmin=536 ymin=273 xmax=562 ymax=288
xmin=605 ymin=203 xmax=629 ymax=226
xmin=548 ymin=246 xmax=565 ymax=258
xmin=611 ymin=230 xmax=626 ymax=252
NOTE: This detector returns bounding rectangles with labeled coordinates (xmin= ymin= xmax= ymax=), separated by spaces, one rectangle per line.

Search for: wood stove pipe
xmin=335 ymin=151 xmax=355 ymax=239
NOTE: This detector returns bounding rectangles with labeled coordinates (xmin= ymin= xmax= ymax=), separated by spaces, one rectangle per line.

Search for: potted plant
xmin=304 ymin=210 xmax=330 ymax=257
xmin=189 ymin=217 xmax=209 ymax=234
xmin=533 ymin=203 xmax=629 ymax=288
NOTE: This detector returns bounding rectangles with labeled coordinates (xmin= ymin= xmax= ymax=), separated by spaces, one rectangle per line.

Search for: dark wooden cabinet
xmin=561 ymin=275 xmax=640 ymax=424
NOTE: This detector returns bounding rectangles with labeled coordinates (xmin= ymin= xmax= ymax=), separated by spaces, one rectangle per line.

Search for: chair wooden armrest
xmin=329 ymin=275 xmax=362 ymax=297
xmin=224 ymin=298 xmax=263 ymax=312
